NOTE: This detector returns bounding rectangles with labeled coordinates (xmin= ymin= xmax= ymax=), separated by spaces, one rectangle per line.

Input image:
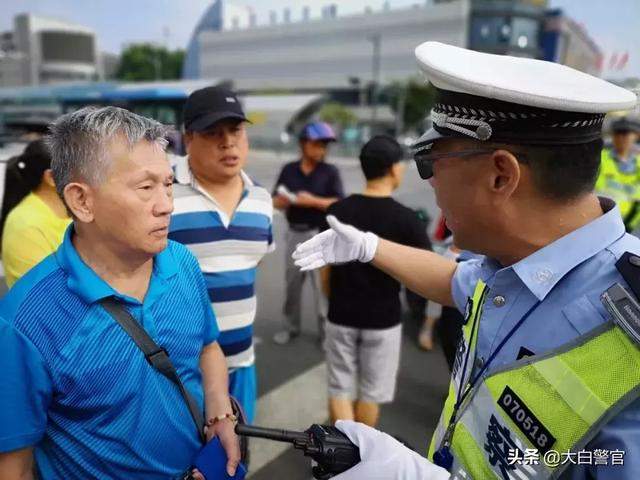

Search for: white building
xmin=195 ymin=1 xmax=472 ymax=92
xmin=0 ymin=14 xmax=101 ymax=87
xmin=185 ymin=0 xmax=601 ymax=97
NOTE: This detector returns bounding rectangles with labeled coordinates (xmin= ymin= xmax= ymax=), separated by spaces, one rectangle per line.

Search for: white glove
xmin=292 ymin=215 xmax=379 ymax=271
xmin=332 ymin=421 xmax=450 ymax=480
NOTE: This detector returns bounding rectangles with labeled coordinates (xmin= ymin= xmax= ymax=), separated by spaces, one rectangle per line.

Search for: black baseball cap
xmin=359 ymin=135 xmax=404 ymax=180
xmin=183 ymin=86 xmax=249 ymax=132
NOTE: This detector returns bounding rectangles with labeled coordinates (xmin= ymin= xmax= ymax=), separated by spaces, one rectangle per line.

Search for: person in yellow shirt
xmin=595 ymin=117 xmax=640 ymax=231
xmin=1 ymin=140 xmax=70 ymax=287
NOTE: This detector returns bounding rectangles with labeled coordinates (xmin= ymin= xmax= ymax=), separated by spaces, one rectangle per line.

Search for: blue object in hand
xmin=193 ymin=437 xmax=247 ymax=480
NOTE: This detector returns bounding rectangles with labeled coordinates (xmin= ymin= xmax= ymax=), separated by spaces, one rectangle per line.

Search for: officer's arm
xmin=373 ymin=238 xmax=457 ymax=307
xmin=0 ymin=448 xmax=35 ymax=480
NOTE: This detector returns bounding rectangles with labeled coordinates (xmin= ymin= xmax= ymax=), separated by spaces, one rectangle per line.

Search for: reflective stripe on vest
xmin=428 ymin=280 xmax=640 ymax=480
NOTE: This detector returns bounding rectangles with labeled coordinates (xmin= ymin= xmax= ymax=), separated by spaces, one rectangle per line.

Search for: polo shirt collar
xmin=56 ymin=224 xmax=178 ymax=305
xmin=482 ymin=197 xmax=625 ymax=301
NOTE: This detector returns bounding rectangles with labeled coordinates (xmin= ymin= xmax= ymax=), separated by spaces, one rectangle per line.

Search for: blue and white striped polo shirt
xmin=169 ymin=157 xmax=274 ymax=369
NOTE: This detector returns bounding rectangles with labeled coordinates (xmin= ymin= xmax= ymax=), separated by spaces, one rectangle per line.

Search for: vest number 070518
xmin=498 ymin=386 xmax=556 ymax=454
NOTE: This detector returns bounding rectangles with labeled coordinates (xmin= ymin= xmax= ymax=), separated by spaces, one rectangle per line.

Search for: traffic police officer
xmin=292 ymin=42 xmax=640 ymax=479
xmin=596 ymin=117 xmax=640 ymax=231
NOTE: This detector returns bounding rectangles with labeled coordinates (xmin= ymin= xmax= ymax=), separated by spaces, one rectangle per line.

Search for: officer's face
xmin=185 ymin=119 xmax=249 ymax=183
xmin=613 ymin=131 xmax=638 ymax=154
xmin=427 ymin=139 xmax=497 ymax=251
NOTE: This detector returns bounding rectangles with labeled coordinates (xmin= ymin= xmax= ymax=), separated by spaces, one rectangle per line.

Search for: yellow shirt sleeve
xmin=2 ymin=226 xmax=55 ymax=288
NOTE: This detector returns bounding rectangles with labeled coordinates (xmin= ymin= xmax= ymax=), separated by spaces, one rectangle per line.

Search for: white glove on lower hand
xmin=332 ymin=421 xmax=450 ymax=480
xmin=292 ymin=215 xmax=379 ymax=271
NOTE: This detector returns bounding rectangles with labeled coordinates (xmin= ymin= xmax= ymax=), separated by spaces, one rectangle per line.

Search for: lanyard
xmin=442 ymin=297 xmax=542 ymax=449
xmin=433 ymin=262 xmax=586 ymax=471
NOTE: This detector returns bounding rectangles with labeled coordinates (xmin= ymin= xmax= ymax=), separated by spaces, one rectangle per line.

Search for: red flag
xmin=617 ymin=51 xmax=629 ymax=70
xmin=609 ymin=52 xmax=619 ymax=70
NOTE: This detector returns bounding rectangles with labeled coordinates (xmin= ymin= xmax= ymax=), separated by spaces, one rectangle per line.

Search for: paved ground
xmin=243 ymin=150 xmax=451 ymax=478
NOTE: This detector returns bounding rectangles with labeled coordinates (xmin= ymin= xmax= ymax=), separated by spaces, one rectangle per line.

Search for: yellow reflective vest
xmin=428 ymin=280 xmax=640 ymax=479
xmin=595 ymin=149 xmax=640 ymax=231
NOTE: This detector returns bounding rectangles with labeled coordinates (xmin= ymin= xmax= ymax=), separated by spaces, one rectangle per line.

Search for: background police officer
xmin=293 ymin=42 xmax=640 ymax=479
xmin=596 ymin=117 xmax=640 ymax=231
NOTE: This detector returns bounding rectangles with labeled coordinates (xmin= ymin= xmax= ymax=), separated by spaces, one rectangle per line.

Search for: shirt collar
xmin=55 ymin=224 xmax=178 ymax=305
xmin=174 ymin=155 xmax=253 ymax=188
xmin=611 ymin=151 xmax=638 ymax=173
xmin=482 ymin=197 xmax=625 ymax=301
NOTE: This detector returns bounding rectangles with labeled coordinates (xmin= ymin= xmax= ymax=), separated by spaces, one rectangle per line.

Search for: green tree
xmin=116 ymin=44 xmax=185 ymax=81
xmin=385 ymin=78 xmax=437 ymax=132
xmin=318 ymin=102 xmax=358 ymax=128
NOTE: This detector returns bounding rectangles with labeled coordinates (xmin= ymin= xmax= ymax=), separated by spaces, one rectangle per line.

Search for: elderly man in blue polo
xmin=0 ymin=106 xmax=240 ymax=479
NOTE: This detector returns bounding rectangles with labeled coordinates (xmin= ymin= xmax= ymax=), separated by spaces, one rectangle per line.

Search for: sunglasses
xmin=413 ymin=148 xmax=528 ymax=180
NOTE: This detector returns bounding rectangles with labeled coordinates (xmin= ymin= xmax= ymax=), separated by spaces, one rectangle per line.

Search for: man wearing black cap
xmin=596 ymin=117 xmax=640 ymax=232
xmin=324 ymin=135 xmax=432 ymax=428
xmin=293 ymin=43 xmax=640 ymax=479
xmin=169 ymin=86 xmax=275 ymax=424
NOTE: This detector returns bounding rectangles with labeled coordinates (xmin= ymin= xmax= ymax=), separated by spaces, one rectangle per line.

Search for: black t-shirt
xmin=273 ymin=160 xmax=344 ymax=230
xmin=327 ymin=194 xmax=432 ymax=330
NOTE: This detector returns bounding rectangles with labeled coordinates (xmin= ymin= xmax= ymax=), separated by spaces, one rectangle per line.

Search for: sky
xmin=2 ymin=0 xmax=639 ymax=79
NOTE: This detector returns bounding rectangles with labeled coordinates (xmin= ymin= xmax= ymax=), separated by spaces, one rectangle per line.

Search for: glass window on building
xmin=470 ymin=16 xmax=512 ymax=47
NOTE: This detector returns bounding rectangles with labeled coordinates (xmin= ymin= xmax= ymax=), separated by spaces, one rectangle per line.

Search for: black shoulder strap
xmin=101 ymin=297 xmax=206 ymax=444
xmin=615 ymin=252 xmax=640 ymax=300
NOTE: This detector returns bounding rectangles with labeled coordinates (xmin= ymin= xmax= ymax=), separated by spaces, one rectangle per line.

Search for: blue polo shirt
xmin=0 ymin=226 xmax=219 ymax=479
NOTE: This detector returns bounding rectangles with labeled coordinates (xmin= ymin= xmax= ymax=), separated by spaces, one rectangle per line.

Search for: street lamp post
xmin=369 ymin=33 xmax=381 ymax=125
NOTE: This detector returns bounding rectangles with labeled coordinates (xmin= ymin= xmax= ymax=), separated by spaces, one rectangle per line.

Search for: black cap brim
xmin=186 ymin=111 xmax=250 ymax=132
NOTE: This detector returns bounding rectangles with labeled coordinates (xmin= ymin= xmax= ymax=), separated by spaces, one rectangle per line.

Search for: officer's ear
xmin=487 ymin=149 xmax=521 ymax=201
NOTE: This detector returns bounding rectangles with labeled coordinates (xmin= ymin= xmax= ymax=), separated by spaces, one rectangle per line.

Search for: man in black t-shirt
xmin=325 ymin=135 xmax=432 ymax=427
xmin=272 ymin=122 xmax=344 ymax=345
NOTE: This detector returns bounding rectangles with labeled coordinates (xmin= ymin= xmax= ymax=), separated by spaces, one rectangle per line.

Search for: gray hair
xmin=46 ymin=106 xmax=169 ymax=198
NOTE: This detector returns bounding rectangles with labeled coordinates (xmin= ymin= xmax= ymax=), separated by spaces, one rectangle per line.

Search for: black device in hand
xmin=235 ymin=424 xmax=360 ymax=479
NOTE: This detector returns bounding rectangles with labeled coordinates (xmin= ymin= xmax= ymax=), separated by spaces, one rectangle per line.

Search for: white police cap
xmin=413 ymin=42 xmax=638 ymax=149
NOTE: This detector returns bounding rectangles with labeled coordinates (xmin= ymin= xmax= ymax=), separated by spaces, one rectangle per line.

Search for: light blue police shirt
xmin=0 ymin=226 xmax=219 ymax=479
xmin=451 ymin=198 xmax=640 ymax=479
